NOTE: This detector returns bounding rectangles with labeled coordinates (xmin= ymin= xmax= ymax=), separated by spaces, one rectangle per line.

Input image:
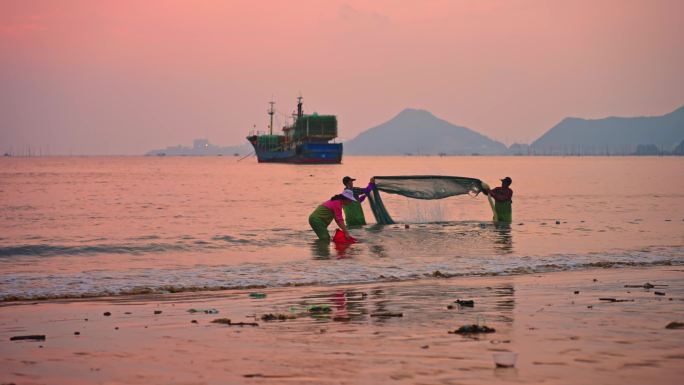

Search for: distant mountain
xmin=674 ymin=139 xmax=684 ymax=155
xmin=531 ymin=106 xmax=684 ymax=155
xmin=146 ymin=139 xmax=251 ymax=156
xmin=344 ymin=109 xmax=507 ymax=155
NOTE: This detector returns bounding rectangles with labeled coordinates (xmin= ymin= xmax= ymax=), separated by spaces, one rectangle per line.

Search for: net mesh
xmin=368 ymin=175 xmax=484 ymax=224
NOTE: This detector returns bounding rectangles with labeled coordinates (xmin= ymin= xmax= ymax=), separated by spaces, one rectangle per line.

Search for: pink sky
xmin=1 ymin=0 xmax=683 ymax=154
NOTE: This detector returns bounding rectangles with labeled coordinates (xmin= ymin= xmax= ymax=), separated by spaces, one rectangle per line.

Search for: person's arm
xmin=331 ymin=202 xmax=351 ymax=237
xmin=357 ymin=178 xmax=376 ymax=203
xmin=335 ymin=217 xmax=350 ymax=237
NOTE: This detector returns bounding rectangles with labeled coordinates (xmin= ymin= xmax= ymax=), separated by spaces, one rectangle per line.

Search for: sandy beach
xmin=2 ymin=266 xmax=683 ymax=385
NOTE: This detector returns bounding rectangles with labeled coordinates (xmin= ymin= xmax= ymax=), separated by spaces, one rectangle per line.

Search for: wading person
xmin=342 ymin=176 xmax=376 ymax=226
xmin=309 ymin=189 xmax=357 ymax=241
xmin=483 ymin=177 xmax=513 ymax=222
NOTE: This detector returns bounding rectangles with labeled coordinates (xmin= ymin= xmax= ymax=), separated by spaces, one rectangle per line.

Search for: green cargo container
xmin=294 ymin=115 xmax=337 ymax=139
xmin=257 ymin=135 xmax=281 ymax=147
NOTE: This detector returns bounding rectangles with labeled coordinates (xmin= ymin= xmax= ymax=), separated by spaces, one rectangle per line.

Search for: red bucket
xmin=333 ymin=229 xmax=357 ymax=244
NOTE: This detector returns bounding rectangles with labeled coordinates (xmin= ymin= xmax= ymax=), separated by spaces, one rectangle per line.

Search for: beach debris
xmin=405 ymin=224 xmax=410 ymax=229
xmin=230 ymin=321 xmax=260 ymax=327
xmin=211 ymin=318 xmax=259 ymax=327
xmin=187 ymin=308 xmax=219 ymax=314
xmin=421 ymin=345 xmax=429 ymax=349
xmin=261 ymin=313 xmax=296 ymax=321
xmin=114 ymin=327 xmax=119 ymax=330
xmin=191 ymin=320 xmax=198 ymax=324
xmin=555 ymin=220 xmax=560 ymax=225
xmin=84 ymin=318 xmax=88 ymax=321
xmin=493 ymin=352 xmax=518 ymax=368
xmin=103 ymin=312 xmax=111 ymax=316
xmin=432 ymin=270 xmax=450 ymax=278
xmin=124 ymin=312 xmax=132 ymax=315
xmin=455 ymin=299 xmax=475 ymax=307
xmin=249 ymin=292 xmax=267 ymax=299
xmin=450 ymin=324 xmax=496 ymax=335
xmin=665 ymin=322 xmax=684 ymax=329
xmin=447 ymin=304 xmax=454 ymax=309
xmin=370 ymin=312 xmax=403 ymax=318
xmin=593 ymin=279 xmax=597 ymax=282
xmin=74 ymin=331 xmax=80 ymax=335
xmin=574 ymin=291 xmax=580 ymax=294
xmin=599 ymin=298 xmax=634 ymax=303
xmin=624 ymin=282 xmax=667 ymax=289
xmin=307 ymin=304 xmax=332 ymax=314
xmin=10 ymin=335 xmax=46 ymax=341
xmin=655 ymin=291 xmax=666 ymax=296
xmin=243 ymin=374 xmax=285 ymax=378
xmin=154 ymin=310 xmax=162 ymax=315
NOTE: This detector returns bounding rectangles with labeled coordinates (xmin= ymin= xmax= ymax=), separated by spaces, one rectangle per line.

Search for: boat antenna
xmin=297 ymin=95 xmax=303 ymax=119
xmin=268 ymin=100 xmax=275 ymax=136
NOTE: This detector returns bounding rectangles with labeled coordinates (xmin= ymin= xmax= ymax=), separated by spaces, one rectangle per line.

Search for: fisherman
xmin=483 ymin=177 xmax=513 ymax=222
xmin=309 ymin=188 xmax=357 ymax=241
xmin=342 ymin=176 xmax=376 ymax=226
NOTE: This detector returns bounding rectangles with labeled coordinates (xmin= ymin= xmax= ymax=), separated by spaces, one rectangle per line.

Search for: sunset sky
xmin=1 ymin=0 xmax=683 ymax=155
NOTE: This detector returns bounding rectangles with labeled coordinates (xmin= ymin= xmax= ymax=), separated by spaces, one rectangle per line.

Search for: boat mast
xmin=297 ymin=96 xmax=303 ymax=119
xmin=268 ymin=101 xmax=275 ymax=136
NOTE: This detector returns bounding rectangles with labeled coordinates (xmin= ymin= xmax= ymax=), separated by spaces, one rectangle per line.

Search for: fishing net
xmin=367 ymin=176 xmax=485 ymax=225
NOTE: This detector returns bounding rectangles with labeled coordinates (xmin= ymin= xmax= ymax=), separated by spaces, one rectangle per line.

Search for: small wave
xmin=212 ymin=235 xmax=252 ymax=244
xmin=0 ymin=243 xmax=191 ymax=257
xmin=1 ymin=258 xmax=680 ymax=303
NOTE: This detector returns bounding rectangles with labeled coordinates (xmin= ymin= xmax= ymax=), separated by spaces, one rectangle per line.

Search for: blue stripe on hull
xmin=252 ymin=143 xmax=343 ymax=164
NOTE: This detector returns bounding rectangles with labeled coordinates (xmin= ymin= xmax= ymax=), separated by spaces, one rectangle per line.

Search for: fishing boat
xmin=246 ymin=97 xmax=342 ymax=164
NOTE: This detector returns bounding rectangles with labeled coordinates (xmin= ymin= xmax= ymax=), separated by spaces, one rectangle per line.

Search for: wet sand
xmin=2 ymin=266 xmax=683 ymax=385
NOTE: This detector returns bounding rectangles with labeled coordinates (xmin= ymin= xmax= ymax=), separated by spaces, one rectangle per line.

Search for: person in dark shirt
xmin=483 ymin=177 xmax=513 ymax=222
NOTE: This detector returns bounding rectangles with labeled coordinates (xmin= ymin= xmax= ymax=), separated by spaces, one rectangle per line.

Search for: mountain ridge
xmin=530 ymin=105 xmax=684 ymax=155
xmin=344 ymin=108 xmax=508 ymax=155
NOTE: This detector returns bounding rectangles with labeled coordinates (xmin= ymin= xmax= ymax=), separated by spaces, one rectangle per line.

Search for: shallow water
xmin=1 ymin=156 xmax=683 ymax=300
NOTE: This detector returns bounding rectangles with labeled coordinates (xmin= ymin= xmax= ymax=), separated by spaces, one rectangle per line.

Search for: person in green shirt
xmin=342 ymin=176 xmax=375 ymax=226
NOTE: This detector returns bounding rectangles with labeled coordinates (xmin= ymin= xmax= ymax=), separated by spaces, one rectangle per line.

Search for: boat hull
xmin=251 ymin=143 xmax=343 ymax=164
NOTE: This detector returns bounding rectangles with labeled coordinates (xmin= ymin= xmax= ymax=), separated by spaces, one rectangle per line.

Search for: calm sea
xmin=1 ymin=156 xmax=683 ymax=301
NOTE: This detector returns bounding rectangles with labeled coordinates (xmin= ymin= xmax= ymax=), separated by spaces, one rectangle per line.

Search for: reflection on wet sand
xmin=266 ymin=280 xmax=516 ymax=328
xmin=2 ymin=267 xmax=682 ymax=385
